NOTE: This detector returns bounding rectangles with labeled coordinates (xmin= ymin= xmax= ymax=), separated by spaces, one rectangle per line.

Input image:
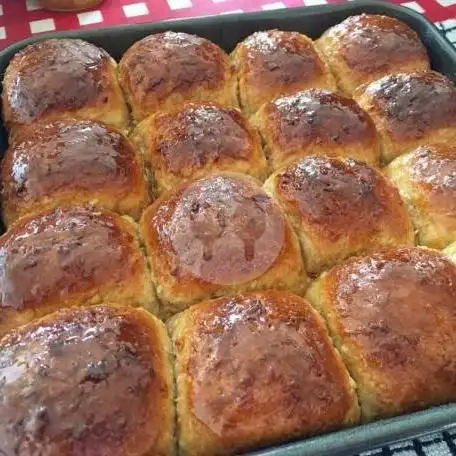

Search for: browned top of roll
xmin=275 ymin=156 xmax=394 ymax=241
xmin=324 ymin=14 xmax=428 ymax=73
xmin=145 ymin=103 xmax=254 ymax=175
xmin=360 ymin=72 xmax=456 ymax=140
xmin=142 ymin=173 xmax=286 ymax=286
xmin=183 ymin=291 xmax=355 ymax=440
xmin=327 ymin=247 xmax=456 ymax=371
xmin=262 ymin=89 xmax=376 ymax=149
xmin=0 ymin=206 xmax=143 ymax=312
xmin=235 ymin=30 xmax=324 ymax=88
xmin=119 ymin=32 xmax=230 ymax=117
xmin=2 ymin=120 xmax=143 ymax=210
xmin=2 ymin=39 xmax=111 ymax=126
xmin=0 ymin=305 xmax=170 ymax=456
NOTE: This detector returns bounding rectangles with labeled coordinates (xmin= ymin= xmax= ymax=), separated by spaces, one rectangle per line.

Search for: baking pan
xmin=1 ymin=1 xmax=456 ymax=455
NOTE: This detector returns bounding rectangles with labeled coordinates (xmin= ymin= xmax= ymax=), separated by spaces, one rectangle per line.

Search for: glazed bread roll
xmin=1 ymin=119 xmax=149 ymax=226
xmin=119 ymin=32 xmax=237 ymax=123
xmin=265 ymin=156 xmax=414 ymax=275
xmin=132 ymin=102 xmax=267 ymax=194
xmin=354 ymin=71 xmax=456 ymax=164
xmin=169 ymin=291 xmax=359 ymax=456
xmin=386 ymin=144 xmax=456 ymax=249
xmin=0 ymin=206 xmax=155 ymax=337
xmin=307 ymin=247 xmax=456 ymax=421
xmin=2 ymin=39 xmax=129 ymax=138
xmin=140 ymin=172 xmax=308 ymax=316
xmin=253 ymin=89 xmax=380 ymax=170
xmin=317 ymin=14 xmax=430 ymax=95
xmin=0 ymin=305 xmax=174 ymax=456
xmin=232 ymin=30 xmax=337 ymax=116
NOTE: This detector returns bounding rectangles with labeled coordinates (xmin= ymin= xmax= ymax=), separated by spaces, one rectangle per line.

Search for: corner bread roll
xmin=119 ymin=32 xmax=238 ymax=123
xmin=0 ymin=305 xmax=174 ymax=456
xmin=2 ymin=39 xmax=129 ymax=138
xmin=140 ymin=172 xmax=308 ymax=317
xmin=252 ymin=89 xmax=380 ymax=171
xmin=169 ymin=291 xmax=359 ymax=456
xmin=132 ymin=102 xmax=266 ymax=195
xmin=307 ymin=247 xmax=456 ymax=421
xmin=265 ymin=156 xmax=414 ymax=275
xmin=1 ymin=119 xmax=149 ymax=226
xmin=317 ymin=14 xmax=430 ymax=95
xmin=387 ymin=144 xmax=456 ymax=249
xmin=232 ymin=30 xmax=337 ymax=116
xmin=0 ymin=206 xmax=156 ymax=337
xmin=354 ymin=71 xmax=456 ymax=164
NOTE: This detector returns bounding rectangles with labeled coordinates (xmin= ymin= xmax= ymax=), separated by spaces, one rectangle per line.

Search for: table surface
xmin=1 ymin=1 xmax=456 ymax=456
xmin=0 ymin=0 xmax=455 ymax=48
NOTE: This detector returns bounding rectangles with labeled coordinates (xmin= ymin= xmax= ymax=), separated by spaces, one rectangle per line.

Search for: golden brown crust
xmin=0 ymin=206 xmax=155 ymax=336
xmin=1 ymin=120 xmax=149 ymax=226
xmin=0 ymin=305 xmax=174 ymax=456
xmin=354 ymin=71 xmax=456 ymax=164
xmin=317 ymin=14 xmax=430 ymax=95
xmin=119 ymin=32 xmax=238 ymax=123
xmin=132 ymin=102 xmax=267 ymax=194
xmin=232 ymin=30 xmax=337 ymax=116
xmin=253 ymin=89 xmax=380 ymax=170
xmin=2 ymin=39 xmax=129 ymax=137
xmin=386 ymin=144 xmax=456 ymax=249
xmin=140 ymin=172 xmax=308 ymax=316
xmin=265 ymin=156 xmax=414 ymax=274
xmin=169 ymin=291 xmax=359 ymax=456
xmin=306 ymin=247 xmax=456 ymax=420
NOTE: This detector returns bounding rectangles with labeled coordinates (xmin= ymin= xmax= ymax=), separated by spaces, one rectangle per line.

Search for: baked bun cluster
xmin=1 ymin=11 xmax=456 ymax=456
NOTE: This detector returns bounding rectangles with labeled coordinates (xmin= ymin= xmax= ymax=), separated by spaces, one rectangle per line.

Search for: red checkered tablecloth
xmin=0 ymin=0 xmax=455 ymax=49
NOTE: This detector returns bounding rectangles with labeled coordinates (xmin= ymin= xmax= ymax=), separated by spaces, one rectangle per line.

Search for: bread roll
xmin=169 ymin=291 xmax=359 ymax=456
xmin=2 ymin=39 xmax=129 ymax=139
xmin=265 ymin=156 xmax=414 ymax=275
xmin=317 ymin=14 xmax=430 ymax=95
xmin=387 ymin=144 xmax=456 ymax=249
xmin=119 ymin=32 xmax=237 ymax=123
xmin=252 ymin=89 xmax=380 ymax=170
xmin=1 ymin=119 xmax=149 ymax=226
xmin=132 ymin=102 xmax=267 ymax=194
xmin=0 ymin=305 xmax=174 ymax=456
xmin=232 ymin=30 xmax=336 ymax=116
xmin=354 ymin=71 xmax=456 ymax=164
xmin=140 ymin=172 xmax=308 ymax=317
xmin=307 ymin=247 xmax=456 ymax=421
xmin=0 ymin=206 xmax=155 ymax=336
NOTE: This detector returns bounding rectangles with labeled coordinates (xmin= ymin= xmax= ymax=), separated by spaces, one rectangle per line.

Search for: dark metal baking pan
xmin=0 ymin=1 xmax=456 ymax=454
